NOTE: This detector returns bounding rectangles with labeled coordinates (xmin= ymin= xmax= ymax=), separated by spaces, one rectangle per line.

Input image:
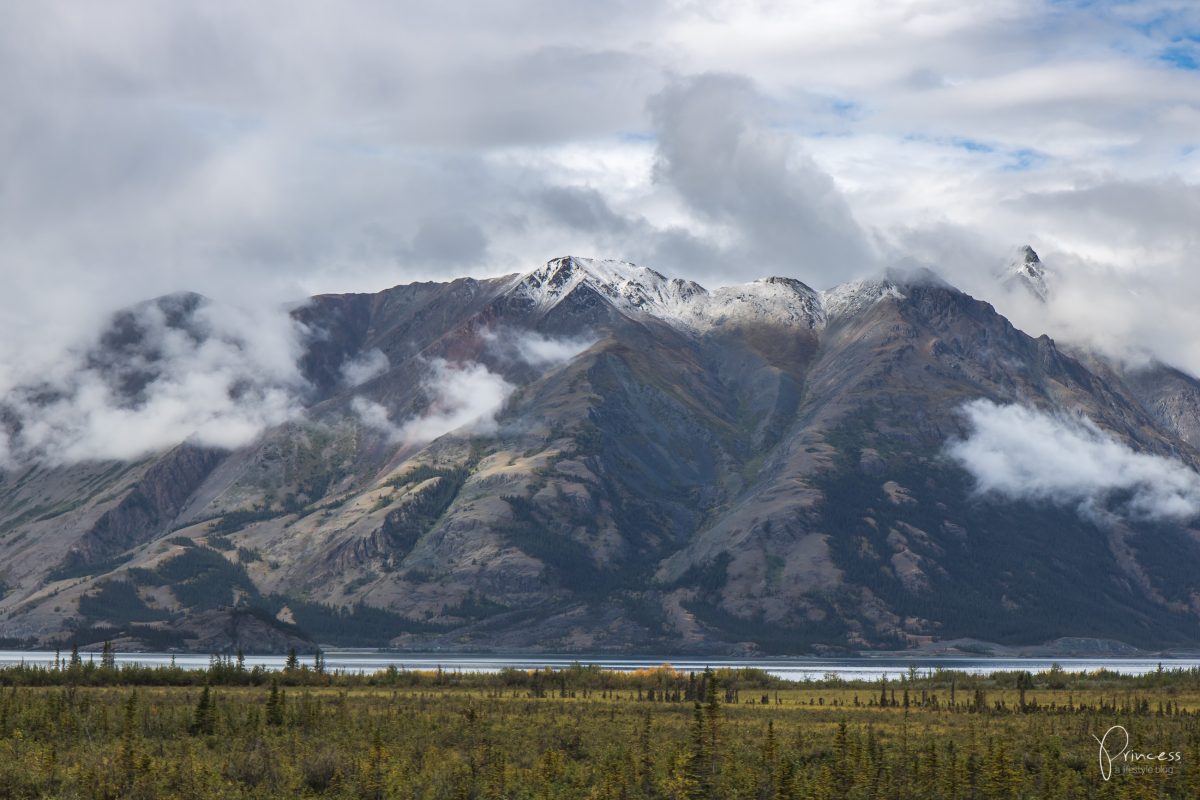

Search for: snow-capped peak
xmin=1003 ymin=245 xmax=1050 ymax=302
xmin=704 ymin=277 xmax=824 ymax=329
xmin=510 ymin=256 xmax=705 ymax=317
xmin=509 ymin=256 xmax=903 ymax=333
xmin=819 ymin=278 xmax=905 ymax=320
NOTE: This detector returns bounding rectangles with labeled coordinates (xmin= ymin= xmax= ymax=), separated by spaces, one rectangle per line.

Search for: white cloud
xmin=400 ymin=360 xmax=514 ymax=443
xmin=353 ymin=359 xmax=514 ymax=445
xmin=946 ymin=399 xmax=1200 ymax=522
xmin=514 ymin=331 xmax=595 ymax=366
xmin=481 ymin=327 xmax=597 ymax=367
xmin=350 ymin=397 xmax=397 ymax=439
xmin=0 ymin=297 xmax=307 ymax=466
xmin=341 ymin=348 xmax=390 ymax=386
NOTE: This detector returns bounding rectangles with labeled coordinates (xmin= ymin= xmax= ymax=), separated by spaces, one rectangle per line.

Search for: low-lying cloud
xmin=0 ymin=297 xmax=308 ymax=467
xmin=341 ymin=348 xmax=390 ymax=387
xmin=946 ymin=399 xmax=1200 ymax=522
xmin=353 ymin=359 xmax=514 ymax=445
xmin=352 ymin=328 xmax=593 ymax=446
xmin=481 ymin=327 xmax=597 ymax=367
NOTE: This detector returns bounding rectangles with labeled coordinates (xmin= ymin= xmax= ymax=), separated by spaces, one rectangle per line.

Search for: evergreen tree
xmin=266 ymin=679 xmax=285 ymax=726
xmin=637 ymin=709 xmax=655 ymax=799
xmin=364 ymin=728 xmax=387 ymax=800
xmin=1016 ymin=670 xmax=1034 ymax=712
xmin=119 ymin=689 xmax=139 ymax=786
xmin=941 ymin=740 xmax=960 ymax=799
xmin=191 ymin=686 xmax=216 ymax=736
xmin=981 ymin=738 xmax=1023 ymax=800
xmin=772 ymin=757 xmax=796 ymax=800
xmin=702 ymin=669 xmax=721 ymax=780
xmin=666 ymin=750 xmax=701 ymax=800
xmin=685 ymin=702 xmax=709 ymax=800
xmin=833 ymin=720 xmax=849 ymax=785
xmin=762 ymin=719 xmax=778 ymax=767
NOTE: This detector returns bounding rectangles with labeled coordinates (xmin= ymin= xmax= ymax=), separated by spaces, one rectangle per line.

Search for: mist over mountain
xmin=3 ymin=253 xmax=1200 ymax=655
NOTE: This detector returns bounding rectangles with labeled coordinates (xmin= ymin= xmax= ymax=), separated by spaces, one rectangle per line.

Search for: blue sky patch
xmin=1159 ymin=45 xmax=1198 ymax=70
xmin=1003 ymin=148 xmax=1045 ymax=172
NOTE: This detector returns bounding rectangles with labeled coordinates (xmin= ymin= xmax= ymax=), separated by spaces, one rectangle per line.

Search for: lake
xmin=3 ymin=651 xmax=1200 ymax=680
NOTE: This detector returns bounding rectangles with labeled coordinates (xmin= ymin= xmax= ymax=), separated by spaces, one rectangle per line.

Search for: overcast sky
xmin=2 ymin=0 xmax=1199 ymax=372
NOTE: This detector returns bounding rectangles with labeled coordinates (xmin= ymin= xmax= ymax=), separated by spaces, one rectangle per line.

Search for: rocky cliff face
xmin=3 ymin=255 xmax=1200 ymax=654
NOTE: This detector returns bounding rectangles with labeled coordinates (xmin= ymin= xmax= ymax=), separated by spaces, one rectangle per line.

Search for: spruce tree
xmin=266 ymin=679 xmax=285 ymax=726
xmin=833 ymin=721 xmax=849 ymax=785
xmin=772 ymin=757 xmax=796 ymax=800
xmin=191 ymin=686 xmax=215 ymax=736
xmin=685 ymin=702 xmax=709 ymax=800
xmin=942 ymin=740 xmax=960 ymax=799
xmin=637 ymin=710 xmax=654 ymax=798
xmin=703 ymin=669 xmax=721 ymax=780
xmin=1016 ymin=670 xmax=1033 ymax=712
xmin=119 ymin=689 xmax=139 ymax=786
xmin=762 ymin=719 xmax=778 ymax=767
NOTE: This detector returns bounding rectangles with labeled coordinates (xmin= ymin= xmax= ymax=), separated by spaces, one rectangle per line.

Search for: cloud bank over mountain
xmin=947 ymin=399 xmax=1200 ymax=522
xmin=0 ymin=297 xmax=307 ymax=467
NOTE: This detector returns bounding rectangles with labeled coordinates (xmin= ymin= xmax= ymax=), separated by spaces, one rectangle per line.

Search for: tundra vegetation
xmin=1 ymin=652 xmax=1199 ymax=798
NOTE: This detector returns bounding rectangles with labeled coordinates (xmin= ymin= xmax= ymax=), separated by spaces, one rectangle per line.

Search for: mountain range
xmin=3 ymin=251 xmax=1200 ymax=655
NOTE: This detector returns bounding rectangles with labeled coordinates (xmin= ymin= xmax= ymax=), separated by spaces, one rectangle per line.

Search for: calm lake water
xmin=4 ymin=651 xmax=1200 ymax=681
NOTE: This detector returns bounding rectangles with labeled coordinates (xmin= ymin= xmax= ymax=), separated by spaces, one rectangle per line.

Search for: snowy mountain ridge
xmin=508 ymin=255 xmax=905 ymax=332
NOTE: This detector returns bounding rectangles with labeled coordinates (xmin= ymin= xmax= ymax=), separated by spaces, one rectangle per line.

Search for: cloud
xmin=340 ymin=348 xmax=390 ymax=387
xmin=352 ymin=329 xmax=591 ymax=446
xmin=514 ymin=331 xmax=596 ymax=366
xmin=646 ymin=74 xmax=879 ymax=285
xmin=3 ymin=0 xmax=1200 ymax=406
xmin=946 ymin=399 xmax=1200 ymax=522
xmin=0 ymin=296 xmax=307 ymax=466
xmin=481 ymin=327 xmax=597 ymax=367
xmin=354 ymin=359 xmax=515 ymax=446
xmin=350 ymin=397 xmax=399 ymax=440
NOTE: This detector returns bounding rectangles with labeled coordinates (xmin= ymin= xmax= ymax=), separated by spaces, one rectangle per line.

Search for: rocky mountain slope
xmin=3 ymin=254 xmax=1200 ymax=654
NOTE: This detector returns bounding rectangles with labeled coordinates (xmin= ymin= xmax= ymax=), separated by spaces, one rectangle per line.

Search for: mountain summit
xmin=1004 ymin=245 xmax=1050 ymax=301
xmin=3 ymin=256 xmax=1200 ymax=654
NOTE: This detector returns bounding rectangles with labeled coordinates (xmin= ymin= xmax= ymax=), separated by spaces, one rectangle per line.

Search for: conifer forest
xmin=1 ymin=653 xmax=1199 ymax=798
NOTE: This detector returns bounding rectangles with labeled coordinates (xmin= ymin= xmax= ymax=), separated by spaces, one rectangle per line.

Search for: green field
xmin=1 ymin=655 xmax=1199 ymax=798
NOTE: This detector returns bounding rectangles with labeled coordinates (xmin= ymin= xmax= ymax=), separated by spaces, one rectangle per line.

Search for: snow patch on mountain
xmin=819 ymin=279 xmax=905 ymax=320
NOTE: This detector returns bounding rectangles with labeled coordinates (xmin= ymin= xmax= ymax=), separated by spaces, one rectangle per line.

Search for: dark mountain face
xmin=3 ymin=256 xmax=1200 ymax=654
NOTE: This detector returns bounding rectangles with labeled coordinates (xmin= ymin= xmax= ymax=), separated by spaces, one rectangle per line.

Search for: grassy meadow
xmin=1 ymin=653 xmax=1199 ymax=798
